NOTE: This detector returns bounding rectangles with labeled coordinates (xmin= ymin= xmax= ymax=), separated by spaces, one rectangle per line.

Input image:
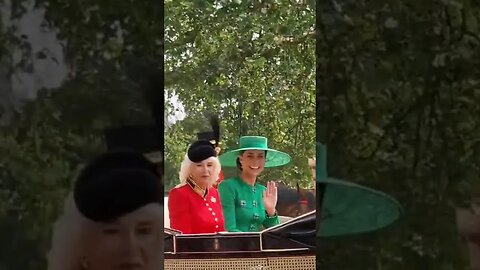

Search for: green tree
xmin=0 ymin=1 xmax=161 ymax=269
xmin=318 ymin=0 xmax=480 ymax=268
xmin=164 ymin=0 xmax=316 ymax=192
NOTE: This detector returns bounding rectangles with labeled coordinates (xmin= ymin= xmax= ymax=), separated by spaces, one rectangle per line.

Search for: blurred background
xmin=318 ymin=0 xmax=480 ymax=269
xmin=0 ymin=0 xmax=161 ymax=269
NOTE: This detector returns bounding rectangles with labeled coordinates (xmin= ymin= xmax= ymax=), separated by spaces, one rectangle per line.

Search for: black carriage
xmin=164 ymin=210 xmax=316 ymax=270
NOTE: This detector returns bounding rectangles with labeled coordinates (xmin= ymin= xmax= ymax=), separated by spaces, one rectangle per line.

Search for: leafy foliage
xmin=0 ymin=1 xmax=161 ymax=269
xmin=318 ymin=0 xmax=480 ymax=268
xmin=164 ymin=0 xmax=316 ymax=192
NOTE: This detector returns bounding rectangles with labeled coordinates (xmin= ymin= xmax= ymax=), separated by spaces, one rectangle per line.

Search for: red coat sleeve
xmin=168 ymin=187 xmax=192 ymax=234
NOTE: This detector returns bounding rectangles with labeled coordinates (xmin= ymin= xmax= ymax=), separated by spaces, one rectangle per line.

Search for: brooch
xmin=211 ymin=197 xmax=216 ymax=203
xmin=240 ymin=200 xmax=246 ymax=207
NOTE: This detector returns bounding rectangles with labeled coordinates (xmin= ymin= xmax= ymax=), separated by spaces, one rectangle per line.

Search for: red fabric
xmin=213 ymin=170 xmax=224 ymax=188
xmin=168 ymin=184 xmax=225 ymax=234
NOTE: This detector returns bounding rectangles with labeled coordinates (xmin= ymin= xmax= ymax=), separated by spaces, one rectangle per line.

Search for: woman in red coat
xmin=168 ymin=140 xmax=226 ymax=234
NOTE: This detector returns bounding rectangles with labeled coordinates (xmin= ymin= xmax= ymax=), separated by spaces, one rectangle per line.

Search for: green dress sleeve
xmin=218 ymin=181 xmax=241 ymax=232
xmin=262 ymin=211 xmax=280 ymax=228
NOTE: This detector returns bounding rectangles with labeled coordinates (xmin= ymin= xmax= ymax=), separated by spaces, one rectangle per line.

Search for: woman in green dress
xmin=218 ymin=136 xmax=291 ymax=232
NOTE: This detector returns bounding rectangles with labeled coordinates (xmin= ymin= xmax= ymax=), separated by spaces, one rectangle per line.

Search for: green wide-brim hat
xmin=317 ymin=143 xmax=403 ymax=237
xmin=219 ymin=136 xmax=291 ymax=168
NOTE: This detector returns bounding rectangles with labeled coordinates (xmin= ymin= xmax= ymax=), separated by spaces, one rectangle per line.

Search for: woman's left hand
xmin=263 ymin=181 xmax=277 ymax=216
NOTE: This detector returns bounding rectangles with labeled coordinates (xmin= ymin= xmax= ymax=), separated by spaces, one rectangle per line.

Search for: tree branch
xmin=411 ymin=104 xmax=423 ymax=173
xmin=357 ymin=89 xmax=438 ymax=160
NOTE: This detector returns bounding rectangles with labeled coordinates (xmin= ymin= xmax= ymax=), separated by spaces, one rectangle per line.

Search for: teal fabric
xmin=318 ymin=178 xmax=402 ymax=237
xmin=316 ymin=143 xmax=402 ymax=237
xmin=218 ymin=177 xmax=279 ymax=232
xmin=218 ymin=136 xmax=291 ymax=168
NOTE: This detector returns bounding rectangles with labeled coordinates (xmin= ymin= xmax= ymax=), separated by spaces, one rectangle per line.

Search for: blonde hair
xmin=178 ymin=154 xmax=221 ymax=188
xmin=47 ymin=193 xmax=94 ymax=270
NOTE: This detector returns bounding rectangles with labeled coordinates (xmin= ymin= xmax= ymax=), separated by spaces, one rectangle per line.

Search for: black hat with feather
xmin=197 ymin=114 xmax=220 ymax=149
xmin=74 ymin=150 xmax=162 ymax=222
xmin=104 ymin=125 xmax=162 ymax=164
xmin=103 ymin=59 xmax=163 ymax=164
xmin=75 ymin=59 xmax=164 ymax=222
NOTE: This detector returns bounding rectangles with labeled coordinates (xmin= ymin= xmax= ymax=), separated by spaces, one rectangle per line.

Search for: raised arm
xmin=262 ymin=181 xmax=280 ymax=228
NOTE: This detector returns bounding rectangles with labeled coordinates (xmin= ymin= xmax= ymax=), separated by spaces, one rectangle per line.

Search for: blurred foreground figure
xmin=47 ymin=151 xmax=163 ymax=270
xmin=104 ymin=125 xmax=163 ymax=184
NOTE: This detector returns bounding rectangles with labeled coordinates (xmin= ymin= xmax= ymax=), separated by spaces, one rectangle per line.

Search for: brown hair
xmin=236 ymin=150 xmax=267 ymax=171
